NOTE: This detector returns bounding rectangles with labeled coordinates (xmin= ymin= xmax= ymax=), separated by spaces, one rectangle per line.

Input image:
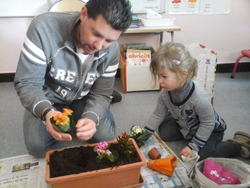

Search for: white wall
xmin=172 ymin=0 xmax=250 ymax=65
xmin=0 ymin=17 xmax=32 ymax=73
xmin=0 ymin=0 xmax=250 ymax=73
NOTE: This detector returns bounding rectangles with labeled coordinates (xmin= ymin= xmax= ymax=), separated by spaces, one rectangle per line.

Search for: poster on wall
xmin=128 ymin=0 xmax=166 ymax=14
xmin=168 ymin=0 xmax=200 ymax=14
xmin=168 ymin=0 xmax=231 ymax=15
xmin=199 ymin=0 xmax=231 ymax=15
xmin=83 ymin=0 xmax=166 ymax=14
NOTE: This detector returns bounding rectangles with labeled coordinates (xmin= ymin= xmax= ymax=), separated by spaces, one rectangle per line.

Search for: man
xmin=14 ymin=0 xmax=132 ymax=158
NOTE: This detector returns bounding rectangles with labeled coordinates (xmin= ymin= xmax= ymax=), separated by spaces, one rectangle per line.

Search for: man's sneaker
xmin=110 ymin=90 xmax=122 ymax=104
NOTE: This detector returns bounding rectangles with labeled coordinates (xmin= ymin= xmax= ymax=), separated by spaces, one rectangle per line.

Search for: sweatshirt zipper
xmin=65 ymin=46 xmax=87 ymax=102
xmin=65 ymin=46 xmax=108 ymax=103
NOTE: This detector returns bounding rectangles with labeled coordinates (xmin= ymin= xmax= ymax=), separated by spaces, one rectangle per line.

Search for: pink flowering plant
xmin=94 ymin=141 xmax=119 ymax=163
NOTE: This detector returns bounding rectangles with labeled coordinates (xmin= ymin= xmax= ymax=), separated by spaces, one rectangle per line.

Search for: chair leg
xmin=231 ymin=55 xmax=245 ymax=78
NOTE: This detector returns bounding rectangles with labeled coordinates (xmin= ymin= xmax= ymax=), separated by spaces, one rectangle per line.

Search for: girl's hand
xmin=179 ymin=146 xmax=193 ymax=158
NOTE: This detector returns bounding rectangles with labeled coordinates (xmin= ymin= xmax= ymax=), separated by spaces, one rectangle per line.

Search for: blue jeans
xmin=23 ymin=97 xmax=116 ymax=158
xmin=158 ymin=115 xmax=241 ymax=161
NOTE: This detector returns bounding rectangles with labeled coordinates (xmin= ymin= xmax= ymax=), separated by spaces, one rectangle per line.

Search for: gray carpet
xmin=0 ymin=72 xmax=250 ymax=164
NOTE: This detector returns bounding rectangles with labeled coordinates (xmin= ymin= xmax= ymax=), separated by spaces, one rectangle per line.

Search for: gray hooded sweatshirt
xmin=14 ymin=12 xmax=120 ymax=124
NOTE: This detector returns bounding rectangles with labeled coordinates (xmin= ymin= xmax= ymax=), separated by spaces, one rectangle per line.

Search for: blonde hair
xmin=150 ymin=42 xmax=198 ymax=84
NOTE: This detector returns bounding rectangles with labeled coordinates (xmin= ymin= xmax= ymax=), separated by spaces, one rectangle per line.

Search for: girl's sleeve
xmin=145 ymin=91 xmax=170 ymax=132
xmin=187 ymin=97 xmax=215 ymax=152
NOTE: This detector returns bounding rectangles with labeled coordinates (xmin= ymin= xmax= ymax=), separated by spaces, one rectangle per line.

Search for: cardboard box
xmin=126 ymin=49 xmax=152 ymax=66
xmin=120 ymin=51 xmax=159 ymax=93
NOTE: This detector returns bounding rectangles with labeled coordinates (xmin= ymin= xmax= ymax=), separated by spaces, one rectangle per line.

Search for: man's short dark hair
xmin=86 ymin=0 xmax=132 ymax=32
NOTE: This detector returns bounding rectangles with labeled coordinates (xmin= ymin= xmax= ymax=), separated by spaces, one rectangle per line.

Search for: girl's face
xmin=157 ymin=68 xmax=187 ymax=91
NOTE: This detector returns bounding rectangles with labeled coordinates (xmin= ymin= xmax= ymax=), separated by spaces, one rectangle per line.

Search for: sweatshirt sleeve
xmin=187 ymin=94 xmax=215 ymax=152
xmin=14 ymin=17 xmax=53 ymax=118
xmin=145 ymin=90 xmax=170 ymax=132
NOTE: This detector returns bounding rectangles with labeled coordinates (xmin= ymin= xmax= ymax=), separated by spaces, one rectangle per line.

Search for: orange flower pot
xmin=148 ymin=147 xmax=161 ymax=160
xmin=45 ymin=138 xmax=146 ymax=188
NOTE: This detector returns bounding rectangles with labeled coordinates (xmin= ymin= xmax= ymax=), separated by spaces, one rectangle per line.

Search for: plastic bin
xmin=139 ymin=15 xmax=175 ymax=27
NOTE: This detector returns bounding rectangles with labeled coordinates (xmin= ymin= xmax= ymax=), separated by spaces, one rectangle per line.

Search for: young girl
xmin=142 ymin=42 xmax=243 ymax=161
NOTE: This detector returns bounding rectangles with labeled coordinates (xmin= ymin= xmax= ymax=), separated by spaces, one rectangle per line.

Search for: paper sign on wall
xmin=169 ymin=0 xmax=231 ymax=15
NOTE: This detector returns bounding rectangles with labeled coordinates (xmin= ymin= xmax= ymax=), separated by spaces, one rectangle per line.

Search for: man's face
xmin=76 ymin=7 xmax=122 ymax=54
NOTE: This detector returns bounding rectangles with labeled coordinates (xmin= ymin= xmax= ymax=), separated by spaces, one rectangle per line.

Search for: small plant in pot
xmin=50 ymin=108 xmax=75 ymax=136
xmin=45 ymin=131 xmax=146 ymax=188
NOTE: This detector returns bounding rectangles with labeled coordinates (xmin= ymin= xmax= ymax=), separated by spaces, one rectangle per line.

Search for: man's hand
xmin=179 ymin=146 xmax=192 ymax=158
xmin=75 ymin=118 xmax=97 ymax=141
xmin=45 ymin=110 xmax=72 ymax=141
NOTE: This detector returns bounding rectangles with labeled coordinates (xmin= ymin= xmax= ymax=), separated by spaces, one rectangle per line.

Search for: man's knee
xmin=26 ymin=146 xmax=46 ymax=158
xmin=23 ymin=111 xmax=49 ymax=158
xmin=91 ymin=112 xmax=116 ymax=142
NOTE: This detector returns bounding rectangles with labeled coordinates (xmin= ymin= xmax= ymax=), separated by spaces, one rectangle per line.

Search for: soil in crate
xmin=49 ymin=144 xmax=141 ymax=178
